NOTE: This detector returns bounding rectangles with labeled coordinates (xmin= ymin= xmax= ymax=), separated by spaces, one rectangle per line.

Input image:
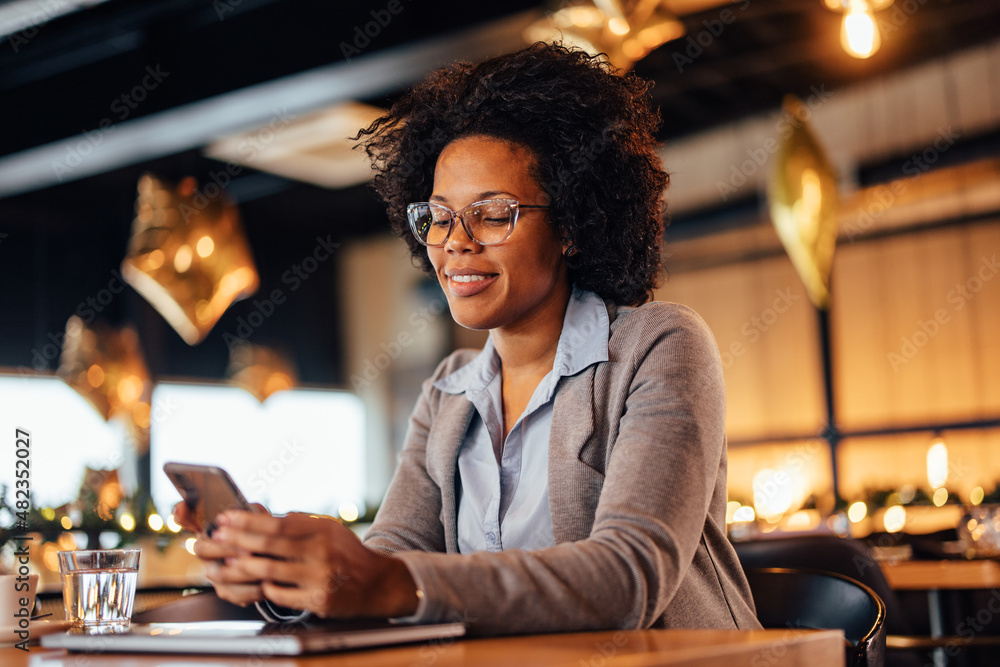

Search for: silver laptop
xmin=41 ymin=619 xmax=466 ymax=655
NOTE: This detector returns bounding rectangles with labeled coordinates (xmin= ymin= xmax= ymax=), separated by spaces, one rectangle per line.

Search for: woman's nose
xmin=445 ymin=217 xmax=481 ymax=253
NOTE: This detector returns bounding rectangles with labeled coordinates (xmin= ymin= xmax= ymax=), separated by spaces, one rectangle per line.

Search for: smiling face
xmin=427 ymin=135 xmax=571 ymax=334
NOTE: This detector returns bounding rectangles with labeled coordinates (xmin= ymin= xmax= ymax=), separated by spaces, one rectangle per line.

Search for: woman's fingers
xmin=260 ymin=580 xmax=330 ymax=613
xmin=192 ymin=534 xmax=246 ymax=561
xmin=224 ymin=553 xmax=343 ymax=615
xmin=208 ymin=512 xmax=410 ymax=619
xmin=213 ymin=583 xmax=264 ymax=607
xmin=219 ymin=510 xmax=314 ymax=536
xmin=173 ymin=501 xmax=201 ymax=533
xmin=224 ymin=553 xmax=306 ymax=586
xmin=214 ymin=512 xmax=345 ymax=561
xmin=200 ymin=558 xmax=265 ymax=606
xmin=213 ymin=527 xmax=300 ymax=561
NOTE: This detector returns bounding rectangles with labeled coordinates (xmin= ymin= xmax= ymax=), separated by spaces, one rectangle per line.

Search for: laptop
xmin=41 ymin=619 xmax=467 ymax=655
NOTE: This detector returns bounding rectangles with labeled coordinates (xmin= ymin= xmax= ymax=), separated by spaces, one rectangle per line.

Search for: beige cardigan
xmin=363 ymin=299 xmax=759 ymax=635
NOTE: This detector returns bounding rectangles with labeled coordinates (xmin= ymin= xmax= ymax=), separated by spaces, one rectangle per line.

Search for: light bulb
xmin=927 ymin=437 xmax=948 ymax=490
xmin=841 ymin=0 xmax=880 ymax=59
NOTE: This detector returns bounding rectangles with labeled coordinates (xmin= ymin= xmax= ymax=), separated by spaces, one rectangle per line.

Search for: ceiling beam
xmin=0 ymin=10 xmax=540 ymax=199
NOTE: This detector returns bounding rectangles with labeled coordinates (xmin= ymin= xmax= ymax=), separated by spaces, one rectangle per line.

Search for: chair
xmin=733 ymin=534 xmax=1000 ymax=667
xmin=733 ymin=535 xmax=911 ymax=636
xmin=744 ymin=567 xmax=886 ymax=667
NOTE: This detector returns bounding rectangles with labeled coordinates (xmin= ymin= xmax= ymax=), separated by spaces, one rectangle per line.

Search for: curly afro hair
xmin=356 ymin=42 xmax=668 ymax=306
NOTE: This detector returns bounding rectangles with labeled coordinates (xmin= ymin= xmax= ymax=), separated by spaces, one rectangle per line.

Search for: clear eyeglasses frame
xmin=405 ymin=198 xmax=549 ymax=247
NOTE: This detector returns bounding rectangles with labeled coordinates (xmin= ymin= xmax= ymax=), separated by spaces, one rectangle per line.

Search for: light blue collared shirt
xmin=433 ymin=288 xmax=610 ymax=553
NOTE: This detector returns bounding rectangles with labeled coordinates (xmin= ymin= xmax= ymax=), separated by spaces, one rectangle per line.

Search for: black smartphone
xmin=163 ymin=462 xmax=251 ymax=536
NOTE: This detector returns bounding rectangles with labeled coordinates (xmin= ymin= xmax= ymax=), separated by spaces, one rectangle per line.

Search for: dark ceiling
xmin=1 ymin=0 xmax=998 ymax=384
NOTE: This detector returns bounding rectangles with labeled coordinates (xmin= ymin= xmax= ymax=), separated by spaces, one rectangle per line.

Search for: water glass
xmin=57 ymin=549 xmax=140 ymax=632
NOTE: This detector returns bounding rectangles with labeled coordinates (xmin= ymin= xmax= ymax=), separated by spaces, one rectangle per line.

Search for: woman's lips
xmin=446 ymin=273 xmax=498 ymax=297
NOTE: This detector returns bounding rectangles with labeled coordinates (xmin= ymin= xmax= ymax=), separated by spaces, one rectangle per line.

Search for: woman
xmin=181 ymin=42 xmax=759 ymax=634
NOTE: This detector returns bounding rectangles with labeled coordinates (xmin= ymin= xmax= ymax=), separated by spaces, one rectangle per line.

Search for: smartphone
xmin=163 ymin=462 xmax=251 ymax=536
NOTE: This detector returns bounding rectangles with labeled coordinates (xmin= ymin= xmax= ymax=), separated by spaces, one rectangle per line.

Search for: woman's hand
xmin=172 ymin=501 xmax=269 ymax=607
xmin=211 ymin=510 xmax=419 ymax=619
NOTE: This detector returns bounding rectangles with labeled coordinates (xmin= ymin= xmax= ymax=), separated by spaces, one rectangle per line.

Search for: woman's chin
xmin=447 ymin=305 xmax=497 ymax=332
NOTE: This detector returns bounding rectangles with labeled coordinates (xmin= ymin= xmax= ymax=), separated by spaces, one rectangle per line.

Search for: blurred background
xmin=0 ymin=0 xmax=999 ymax=591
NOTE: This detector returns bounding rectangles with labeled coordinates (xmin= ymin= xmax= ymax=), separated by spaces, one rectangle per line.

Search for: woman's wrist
xmin=376 ymin=556 xmax=420 ymax=618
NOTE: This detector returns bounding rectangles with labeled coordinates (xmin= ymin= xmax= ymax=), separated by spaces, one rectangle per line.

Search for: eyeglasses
xmin=406 ymin=198 xmax=548 ymax=247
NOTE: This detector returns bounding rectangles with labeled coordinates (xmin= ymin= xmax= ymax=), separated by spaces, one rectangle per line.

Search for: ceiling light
xmin=205 ymin=102 xmax=385 ymax=189
xmin=841 ymin=0 xmax=880 ymax=58
xmin=121 ymin=174 xmax=260 ymax=345
xmin=825 ymin=0 xmax=891 ymax=59
xmin=524 ymin=1 xmax=684 ymax=71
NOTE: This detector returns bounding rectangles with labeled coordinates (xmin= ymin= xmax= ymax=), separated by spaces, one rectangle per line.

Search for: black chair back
xmin=733 ymin=535 xmax=911 ymax=635
xmin=745 ymin=567 xmax=886 ymax=667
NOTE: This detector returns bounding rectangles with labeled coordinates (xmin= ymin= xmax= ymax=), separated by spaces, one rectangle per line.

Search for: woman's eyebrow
xmin=429 ymin=191 xmax=515 ymax=204
xmin=477 ymin=190 xmax=514 ymax=199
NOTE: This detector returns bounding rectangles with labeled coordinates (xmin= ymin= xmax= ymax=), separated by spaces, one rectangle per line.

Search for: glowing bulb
xmin=43 ymin=544 xmax=60 ymax=572
xmin=841 ymin=0 xmax=880 ymax=59
xmin=785 ymin=511 xmax=813 ymax=530
xmin=120 ymin=513 xmax=136 ymax=532
xmin=972 ymin=487 xmax=985 ymax=506
xmin=133 ymin=401 xmax=151 ymax=429
xmin=733 ymin=506 xmax=756 ymax=522
xmin=118 ymin=374 xmax=143 ymax=404
xmin=87 ymin=364 xmax=105 ymax=388
xmin=166 ymin=514 xmax=182 ymax=532
xmin=566 ymin=6 xmax=602 ymax=28
xmin=173 ymin=244 xmax=193 ymax=273
xmin=621 ymin=38 xmax=645 ymax=60
xmin=927 ymin=439 xmax=948 ymax=489
xmin=195 ymin=300 xmax=215 ymax=324
xmin=196 ymin=235 xmax=215 ymax=258
xmin=608 ymin=17 xmax=630 ymax=35
xmin=932 ymin=488 xmax=948 ymax=507
xmin=60 ymin=516 xmax=73 ymax=530
xmin=753 ymin=469 xmax=794 ymax=522
xmin=148 ymin=513 xmax=164 ymax=531
xmin=338 ymin=502 xmax=359 ymax=523
xmin=726 ymin=501 xmax=742 ymax=524
xmin=146 ymin=249 xmax=165 ymax=269
xmin=899 ymin=485 xmax=916 ymax=504
xmin=884 ymin=505 xmax=906 ymax=533
xmin=848 ymin=501 xmax=868 ymax=523
xmin=185 ymin=537 xmax=198 ymax=555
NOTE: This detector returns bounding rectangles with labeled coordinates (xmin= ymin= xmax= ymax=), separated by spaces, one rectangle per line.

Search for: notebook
xmin=41 ymin=619 xmax=467 ymax=655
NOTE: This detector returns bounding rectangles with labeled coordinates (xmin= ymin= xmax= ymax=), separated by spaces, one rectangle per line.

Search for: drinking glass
xmin=57 ymin=549 xmax=140 ymax=632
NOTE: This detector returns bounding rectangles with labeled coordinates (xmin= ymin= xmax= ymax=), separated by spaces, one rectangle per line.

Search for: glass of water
xmin=57 ymin=549 xmax=141 ymax=632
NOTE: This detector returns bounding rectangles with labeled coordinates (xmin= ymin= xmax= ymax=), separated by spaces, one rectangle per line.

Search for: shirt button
xmin=487 ymin=532 xmax=496 ymax=543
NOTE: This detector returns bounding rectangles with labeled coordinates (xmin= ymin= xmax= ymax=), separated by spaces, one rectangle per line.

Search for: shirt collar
xmin=434 ymin=287 xmax=610 ymax=396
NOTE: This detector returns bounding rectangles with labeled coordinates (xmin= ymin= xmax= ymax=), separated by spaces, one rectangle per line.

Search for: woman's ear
xmin=561 ymin=231 xmax=578 ymax=257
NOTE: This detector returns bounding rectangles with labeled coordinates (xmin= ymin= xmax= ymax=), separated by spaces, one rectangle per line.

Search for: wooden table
xmin=881 ymin=559 xmax=1000 ymax=590
xmin=881 ymin=559 xmax=1000 ymax=667
xmin=2 ymin=628 xmax=843 ymax=667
